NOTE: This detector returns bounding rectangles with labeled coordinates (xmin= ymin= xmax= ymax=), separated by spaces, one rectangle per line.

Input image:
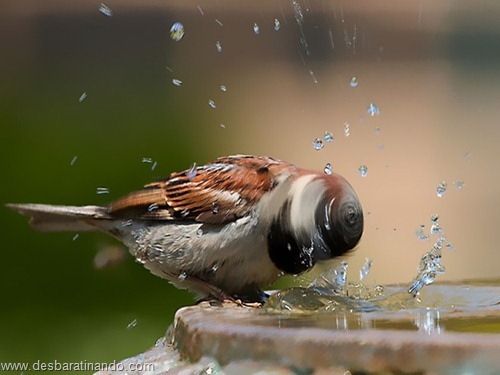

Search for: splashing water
xmin=170 ymin=22 xmax=185 ymax=41
xmin=274 ymin=19 xmax=281 ymax=31
xmin=96 ymin=187 xmax=110 ymax=195
xmin=324 ymin=131 xmax=333 ymax=143
xmin=253 ymin=23 xmax=260 ymax=35
xmin=215 ymin=41 xmax=222 ymax=53
xmin=187 ymin=163 xmax=197 ymax=179
xmin=344 ymin=122 xmax=350 ymax=137
xmin=126 ymin=319 xmax=138 ymax=330
xmin=99 ymin=3 xmax=113 ymax=17
xmin=359 ymin=258 xmax=373 ymax=281
xmin=324 ymin=163 xmax=332 ymax=175
xmin=313 ymin=138 xmax=324 ymax=151
xmin=436 ymin=181 xmax=447 ymax=197
xmin=265 ymin=213 xmax=455 ymax=314
xmin=367 ymin=103 xmax=381 ymax=116
xmin=358 ymin=165 xmax=368 ymax=177
xmin=416 ymin=225 xmax=429 ymax=241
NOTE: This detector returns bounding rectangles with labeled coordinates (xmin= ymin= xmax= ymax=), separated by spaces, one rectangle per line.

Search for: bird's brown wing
xmin=108 ymin=155 xmax=294 ymax=224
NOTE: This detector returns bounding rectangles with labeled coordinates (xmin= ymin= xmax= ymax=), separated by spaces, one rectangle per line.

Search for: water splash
xmin=170 ymin=22 xmax=185 ymax=41
xmin=344 ymin=122 xmax=350 ymax=137
xmin=416 ymin=225 xmax=430 ymax=241
xmin=96 ymin=187 xmax=110 ymax=195
xmin=215 ymin=41 xmax=222 ymax=53
xmin=324 ymin=131 xmax=333 ymax=143
xmin=187 ymin=163 xmax=197 ymax=179
xmin=99 ymin=3 xmax=113 ymax=17
xmin=265 ymin=215 xmax=453 ymax=314
xmin=359 ymin=258 xmax=373 ymax=281
xmin=436 ymin=181 xmax=447 ymax=197
xmin=324 ymin=163 xmax=333 ymax=175
xmin=312 ymin=138 xmax=324 ymax=151
xmin=358 ymin=165 xmax=368 ymax=177
xmin=274 ymin=19 xmax=281 ymax=31
xmin=253 ymin=23 xmax=260 ymax=35
xmin=211 ymin=201 xmax=220 ymax=214
xmin=367 ymin=103 xmax=381 ymax=116
xmin=126 ymin=319 xmax=138 ymax=330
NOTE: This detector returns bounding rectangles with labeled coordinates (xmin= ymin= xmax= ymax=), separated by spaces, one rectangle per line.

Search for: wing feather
xmin=108 ymin=155 xmax=294 ymax=224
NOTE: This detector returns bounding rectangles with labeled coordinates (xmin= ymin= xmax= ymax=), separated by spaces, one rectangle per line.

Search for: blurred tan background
xmin=1 ymin=0 xmax=499 ymax=371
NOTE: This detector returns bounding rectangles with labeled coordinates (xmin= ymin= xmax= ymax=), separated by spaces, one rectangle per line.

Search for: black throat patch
xmin=266 ymin=201 xmax=315 ymax=275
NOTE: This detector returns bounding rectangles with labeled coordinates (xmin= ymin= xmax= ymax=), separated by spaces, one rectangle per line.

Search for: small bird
xmin=7 ymin=155 xmax=363 ymax=301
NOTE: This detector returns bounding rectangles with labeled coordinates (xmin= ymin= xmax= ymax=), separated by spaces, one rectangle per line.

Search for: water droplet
xmin=324 ymin=163 xmax=332 ymax=175
xmin=72 ymin=233 xmax=79 ymax=241
xmin=446 ymin=242 xmax=455 ymax=251
xmin=324 ymin=131 xmax=333 ymax=143
xmin=253 ymin=23 xmax=260 ymax=34
xmin=170 ymin=22 xmax=185 ymax=41
xmin=416 ymin=225 xmax=429 ymax=241
xmin=359 ymin=258 xmax=373 ymax=281
xmin=274 ymin=19 xmax=281 ymax=31
xmin=220 ymin=124 xmax=226 ymax=128
xmin=211 ymin=201 xmax=220 ymax=214
xmin=172 ymin=78 xmax=182 ymax=86
xmin=309 ymin=70 xmax=318 ymax=84
xmin=367 ymin=103 xmax=380 ymax=116
xmin=374 ymin=126 xmax=381 ymax=135
xmin=96 ymin=187 xmax=109 ymax=195
xmin=349 ymin=76 xmax=358 ymax=87
xmin=142 ymin=157 xmax=152 ymax=164
xmin=70 ymin=155 xmax=78 ymax=166
xmin=344 ymin=122 xmax=350 ymax=137
xmin=196 ymin=228 xmax=203 ymax=237
xmin=215 ymin=41 xmax=222 ymax=53
xmin=187 ymin=163 xmax=197 ymax=179
xmin=178 ymin=272 xmax=187 ymax=281
xmin=180 ymin=209 xmax=190 ymax=218
xmin=430 ymin=223 xmax=442 ymax=235
xmin=312 ymin=138 xmax=324 ymax=150
xmin=286 ymin=243 xmax=292 ymax=251
xmin=79 ymin=92 xmax=87 ymax=102
xmin=358 ymin=165 xmax=368 ymax=177
xmin=151 ymin=161 xmax=157 ymax=171
xmin=211 ymin=264 xmax=219 ymax=272
xmin=99 ymin=3 xmax=113 ymax=17
xmin=197 ymin=5 xmax=204 ymax=16
xmin=208 ymin=100 xmax=216 ymax=109
xmin=147 ymin=203 xmax=159 ymax=212
xmin=455 ymin=181 xmax=465 ymax=190
xmin=220 ymin=85 xmax=227 ymax=92
xmin=436 ymin=181 xmax=447 ymax=198
xmin=126 ymin=319 xmax=138 ymax=330
xmin=121 ymin=219 xmax=133 ymax=227
xmin=215 ymin=19 xmax=223 ymax=27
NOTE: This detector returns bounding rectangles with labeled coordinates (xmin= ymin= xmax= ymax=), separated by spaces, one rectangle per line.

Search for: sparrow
xmin=7 ymin=155 xmax=363 ymax=301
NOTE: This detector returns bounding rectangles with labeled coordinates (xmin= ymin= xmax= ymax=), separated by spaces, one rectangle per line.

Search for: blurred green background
xmin=1 ymin=0 xmax=500 ymax=373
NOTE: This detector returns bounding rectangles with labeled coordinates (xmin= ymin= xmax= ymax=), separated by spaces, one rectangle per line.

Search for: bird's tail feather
xmin=6 ymin=203 xmax=111 ymax=232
